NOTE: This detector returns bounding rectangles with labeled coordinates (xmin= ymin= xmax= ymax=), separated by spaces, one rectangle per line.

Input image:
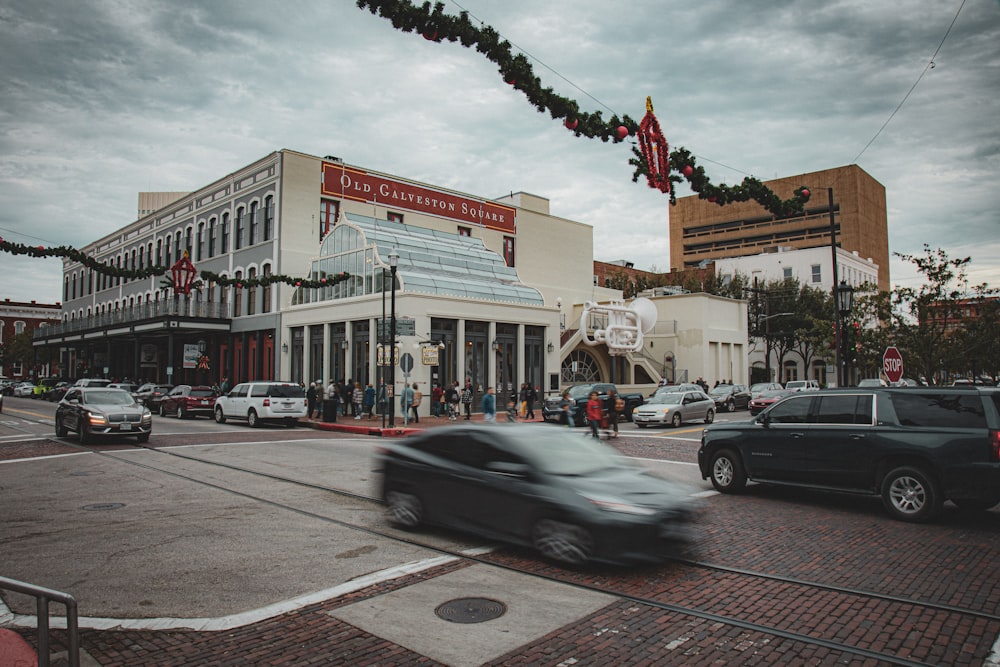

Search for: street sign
xmin=883 ymin=346 xmax=903 ymax=384
xmin=400 ymin=352 xmax=414 ymax=373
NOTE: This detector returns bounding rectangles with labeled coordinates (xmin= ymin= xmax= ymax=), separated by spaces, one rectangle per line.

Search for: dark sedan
xmin=708 ymin=383 xmax=751 ymax=412
xmin=159 ymin=385 xmax=218 ymax=418
xmin=55 ymin=387 xmax=152 ymax=444
xmin=133 ymin=383 xmax=174 ymax=409
xmin=375 ymin=423 xmax=698 ymax=566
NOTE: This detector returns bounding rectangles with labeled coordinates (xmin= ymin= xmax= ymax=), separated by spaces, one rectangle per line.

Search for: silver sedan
xmin=632 ymin=390 xmax=715 ymax=428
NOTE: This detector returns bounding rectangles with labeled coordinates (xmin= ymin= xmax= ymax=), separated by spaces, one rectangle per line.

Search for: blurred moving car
xmin=376 ymin=423 xmax=697 ymax=565
xmin=159 ymin=385 xmax=218 ymax=419
xmin=748 ymin=388 xmax=797 ymax=415
xmin=707 ymin=384 xmax=751 ymax=412
xmin=73 ymin=378 xmax=113 ymax=388
xmin=749 ymin=382 xmax=783 ymax=398
xmin=108 ymin=382 xmax=140 ymax=395
xmin=214 ymin=381 xmax=307 ymax=427
xmin=13 ymin=382 xmax=37 ymax=397
xmin=55 ymin=387 xmax=152 ymax=444
xmin=46 ymin=381 xmax=72 ymax=402
xmin=134 ymin=383 xmax=174 ymax=409
xmin=633 ymin=390 xmax=715 ymax=428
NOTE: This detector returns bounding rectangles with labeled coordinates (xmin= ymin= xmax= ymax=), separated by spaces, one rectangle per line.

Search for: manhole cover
xmin=434 ymin=597 xmax=507 ymax=624
xmin=81 ymin=503 xmax=125 ymax=511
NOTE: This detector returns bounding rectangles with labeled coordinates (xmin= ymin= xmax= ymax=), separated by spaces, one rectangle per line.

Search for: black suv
xmin=698 ymin=387 xmax=1000 ymax=522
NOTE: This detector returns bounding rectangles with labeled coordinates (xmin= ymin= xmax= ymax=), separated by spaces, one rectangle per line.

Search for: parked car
xmin=214 ymin=381 xmax=307 ymax=427
xmin=749 ymin=382 xmax=783 ymax=398
xmin=159 ymin=385 xmax=218 ymax=419
xmin=633 ymin=390 xmax=715 ymax=428
xmin=46 ymin=381 xmax=72 ymax=402
xmin=13 ymin=382 xmax=37 ymax=397
xmin=73 ymin=378 xmax=113 ymax=388
xmin=133 ymin=383 xmax=174 ymax=409
xmin=650 ymin=383 xmax=703 ymax=397
xmin=857 ymin=378 xmax=888 ymax=387
xmin=707 ymin=384 xmax=751 ymax=412
xmin=748 ymin=388 xmax=797 ymax=415
xmin=0 ymin=380 xmax=14 ymax=396
xmin=108 ymin=382 xmax=140 ymax=395
xmin=698 ymin=387 xmax=1000 ymax=522
xmin=376 ymin=423 xmax=698 ymax=565
xmin=55 ymin=387 xmax=152 ymax=444
xmin=784 ymin=379 xmax=820 ymax=392
xmin=542 ymin=383 xmax=645 ymax=426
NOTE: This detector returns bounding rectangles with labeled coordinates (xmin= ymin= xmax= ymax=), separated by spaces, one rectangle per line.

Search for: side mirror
xmin=757 ymin=412 xmax=770 ymax=428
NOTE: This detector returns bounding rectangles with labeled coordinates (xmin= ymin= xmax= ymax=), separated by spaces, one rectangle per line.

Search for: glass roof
xmin=314 ymin=213 xmax=543 ymax=305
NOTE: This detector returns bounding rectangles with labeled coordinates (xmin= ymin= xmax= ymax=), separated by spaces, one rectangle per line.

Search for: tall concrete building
xmin=670 ymin=165 xmax=890 ymax=292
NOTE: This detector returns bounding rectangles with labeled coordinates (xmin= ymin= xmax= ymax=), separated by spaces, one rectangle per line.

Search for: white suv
xmin=214 ymin=382 xmax=307 ymax=427
xmin=784 ymin=379 xmax=820 ymax=392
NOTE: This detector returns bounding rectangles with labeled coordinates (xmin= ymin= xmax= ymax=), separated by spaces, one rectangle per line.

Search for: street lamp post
xmin=836 ymin=280 xmax=855 ymax=387
xmin=388 ymin=249 xmax=399 ymax=427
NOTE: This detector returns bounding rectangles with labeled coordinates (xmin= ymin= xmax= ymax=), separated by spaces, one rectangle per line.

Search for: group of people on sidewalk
xmin=556 ymin=388 xmax=624 ymax=439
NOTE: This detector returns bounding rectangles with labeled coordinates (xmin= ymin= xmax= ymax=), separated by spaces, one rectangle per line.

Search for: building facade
xmin=670 ymin=165 xmax=890 ymax=292
xmin=1 ymin=299 xmax=61 ymax=379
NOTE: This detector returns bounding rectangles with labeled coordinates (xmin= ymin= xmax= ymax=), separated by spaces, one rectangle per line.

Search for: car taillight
xmin=991 ymin=430 xmax=1000 ymax=462
xmin=263 ymin=398 xmax=271 ymax=407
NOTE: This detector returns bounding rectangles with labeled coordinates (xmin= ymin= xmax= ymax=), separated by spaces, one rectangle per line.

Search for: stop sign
xmin=883 ymin=346 xmax=904 ymax=384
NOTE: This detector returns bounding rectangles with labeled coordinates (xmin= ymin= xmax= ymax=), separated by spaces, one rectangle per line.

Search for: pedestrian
xmin=341 ymin=379 xmax=353 ymax=417
xmin=586 ymin=390 xmax=603 ymax=439
xmin=461 ymin=380 xmax=473 ymax=420
xmin=352 ymin=382 xmax=364 ymax=420
xmin=482 ymin=386 xmax=496 ymax=423
xmin=400 ymin=383 xmax=415 ymax=424
xmin=559 ymin=390 xmax=574 ymax=427
xmin=364 ymin=383 xmax=376 ymax=419
xmin=377 ymin=380 xmax=388 ymax=417
xmin=606 ymin=388 xmax=621 ymax=438
xmin=325 ymin=381 xmax=340 ymax=423
xmin=445 ymin=381 xmax=460 ymax=420
xmin=220 ymin=376 xmax=231 ymax=395
xmin=506 ymin=396 xmax=518 ymax=422
xmin=410 ymin=383 xmax=421 ymax=423
xmin=526 ymin=384 xmax=537 ymax=419
xmin=518 ymin=383 xmax=529 ymax=418
xmin=431 ymin=383 xmax=443 ymax=418
xmin=306 ymin=382 xmax=318 ymax=420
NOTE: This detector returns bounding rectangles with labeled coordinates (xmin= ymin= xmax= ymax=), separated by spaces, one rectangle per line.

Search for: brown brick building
xmin=0 ymin=299 xmax=61 ymax=379
xmin=670 ymin=165 xmax=890 ymax=292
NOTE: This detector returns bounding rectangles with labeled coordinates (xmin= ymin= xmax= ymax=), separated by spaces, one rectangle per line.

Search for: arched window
xmin=208 ymin=217 xmax=217 ymax=257
xmin=249 ymin=201 xmax=259 ymax=246
xmin=165 ymin=235 xmax=172 ymax=266
xmin=233 ymin=271 xmax=243 ymax=317
xmin=235 ymin=207 xmax=245 ymax=250
xmin=247 ymin=267 xmax=257 ymax=315
xmin=264 ymin=195 xmax=274 ymax=241
xmin=197 ymin=222 xmax=205 ymax=260
xmin=262 ymin=264 xmax=272 ymax=313
xmin=221 ymin=213 xmax=230 ymax=253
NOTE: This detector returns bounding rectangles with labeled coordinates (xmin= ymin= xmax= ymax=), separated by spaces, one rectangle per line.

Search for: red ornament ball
xmin=615 ymin=126 xmax=628 ymax=140
xmin=801 ymin=188 xmax=810 ymax=198
xmin=682 ymin=165 xmax=694 ymax=178
xmin=707 ymin=196 xmax=717 ymax=203
xmin=564 ymin=118 xmax=578 ymax=131
xmin=320 ymin=278 xmax=327 ymax=284
xmin=38 ymin=245 xmax=45 ymax=251
xmin=504 ymin=77 xmax=516 ymax=86
xmin=295 ymin=281 xmax=301 ymax=287
xmin=422 ymin=30 xmax=438 ymax=41
xmin=236 ymin=283 xmax=243 ymax=289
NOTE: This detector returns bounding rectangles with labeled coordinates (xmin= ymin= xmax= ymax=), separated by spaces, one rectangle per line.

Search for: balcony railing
xmin=36 ymin=299 xmax=231 ymax=338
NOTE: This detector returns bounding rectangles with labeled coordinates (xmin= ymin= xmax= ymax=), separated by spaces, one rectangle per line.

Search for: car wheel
xmin=214 ymin=407 xmax=226 ymax=424
xmin=636 ymin=423 xmax=647 ymax=429
xmin=532 ymin=518 xmax=593 ymax=565
xmin=79 ymin=424 xmax=91 ymax=445
xmin=284 ymin=417 xmax=297 ymax=428
xmin=247 ymin=409 xmax=260 ymax=428
xmin=159 ymin=403 xmax=166 ymax=417
xmin=385 ymin=490 xmax=423 ymax=528
xmin=55 ymin=417 xmax=67 ymax=437
xmin=671 ymin=413 xmax=682 ymax=428
xmin=881 ymin=466 xmax=941 ymax=522
xmin=176 ymin=406 xmax=185 ymax=419
xmin=136 ymin=433 xmax=150 ymax=443
xmin=704 ymin=409 xmax=715 ymax=424
xmin=709 ymin=449 xmax=746 ymax=493
xmin=726 ymin=399 xmax=735 ymax=413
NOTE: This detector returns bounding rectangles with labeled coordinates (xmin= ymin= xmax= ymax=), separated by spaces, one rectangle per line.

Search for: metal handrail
xmin=0 ymin=576 xmax=79 ymax=667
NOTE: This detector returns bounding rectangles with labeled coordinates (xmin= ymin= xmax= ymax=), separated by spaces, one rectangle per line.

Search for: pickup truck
xmin=542 ymin=383 xmax=646 ymax=427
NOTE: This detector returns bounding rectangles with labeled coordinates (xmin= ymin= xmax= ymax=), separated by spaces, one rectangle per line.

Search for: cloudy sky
xmin=1 ymin=0 xmax=998 ymax=304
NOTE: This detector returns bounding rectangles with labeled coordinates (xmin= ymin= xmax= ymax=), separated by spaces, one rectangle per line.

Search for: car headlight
xmin=580 ymin=492 xmax=656 ymax=515
xmin=87 ymin=413 xmax=107 ymax=426
xmin=141 ymin=411 xmax=152 ymax=423
xmin=661 ymin=407 xmax=672 ymax=414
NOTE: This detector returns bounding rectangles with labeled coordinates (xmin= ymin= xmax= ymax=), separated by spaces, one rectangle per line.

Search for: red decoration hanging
xmin=169 ymin=250 xmax=198 ymax=295
xmin=615 ymin=125 xmax=629 ymax=140
xmin=564 ymin=118 xmax=578 ymax=130
xmin=637 ymin=97 xmax=670 ymax=193
xmin=682 ymin=165 xmax=694 ymax=178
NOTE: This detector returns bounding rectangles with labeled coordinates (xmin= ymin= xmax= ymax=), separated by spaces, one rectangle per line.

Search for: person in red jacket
xmin=586 ymin=391 xmax=604 ymax=439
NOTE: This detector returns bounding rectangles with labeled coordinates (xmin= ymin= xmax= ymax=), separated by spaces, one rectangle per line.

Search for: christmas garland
xmin=356 ymin=0 xmax=811 ymax=218
xmin=1 ymin=236 xmax=349 ymax=290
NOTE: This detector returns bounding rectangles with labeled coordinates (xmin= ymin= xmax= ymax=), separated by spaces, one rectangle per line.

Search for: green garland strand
xmin=0 ymin=237 xmax=348 ymax=290
xmin=356 ymin=0 xmax=811 ymax=218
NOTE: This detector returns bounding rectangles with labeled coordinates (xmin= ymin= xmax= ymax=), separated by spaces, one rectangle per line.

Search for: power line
xmin=853 ymin=0 xmax=966 ymax=163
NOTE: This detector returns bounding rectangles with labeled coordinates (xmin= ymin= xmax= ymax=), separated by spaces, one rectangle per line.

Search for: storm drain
xmin=81 ymin=503 xmax=125 ymax=511
xmin=434 ymin=597 xmax=507 ymax=624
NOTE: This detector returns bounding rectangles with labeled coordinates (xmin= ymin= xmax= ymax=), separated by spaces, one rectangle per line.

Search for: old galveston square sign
xmin=322 ymin=162 xmax=516 ymax=234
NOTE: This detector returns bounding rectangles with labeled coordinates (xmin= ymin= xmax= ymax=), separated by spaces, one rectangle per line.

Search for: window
xmin=221 ymin=213 xmax=230 ymax=253
xmin=233 ymin=271 xmax=243 ymax=317
xmin=264 ymin=195 xmax=274 ymax=241
xmin=165 ymin=234 xmax=172 ymax=266
xmin=235 ymin=207 xmax=245 ymax=250
xmin=156 ymin=239 xmax=163 ymax=266
xmin=458 ymin=226 xmax=471 ymax=237
xmin=185 ymin=227 xmax=192 ymax=257
xmin=262 ymin=264 xmax=272 ymax=313
xmin=891 ymin=393 xmax=987 ymax=429
xmin=14 ymin=320 xmax=26 ymax=335
xmin=175 ymin=232 xmax=182 ymax=263
xmin=814 ymin=395 xmax=871 ymax=425
xmin=247 ymin=267 xmax=257 ymax=316
xmin=72 ymin=273 xmax=77 ymax=299
xmin=387 ymin=212 xmax=404 ymax=223
xmin=209 ymin=218 xmax=217 ymax=257
xmin=320 ymin=199 xmax=338 ymax=238
xmin=811 ymin=264 xmax=822 ymax=283
xmin=783 ymin=266 xmax=793 ymax=279
xmin=249 ymin=201 xmax=258 ymax=245
xmin=503 ymin=236 xmax=515 ymax=267
xmin=766 ymin=396 xmax=811 ymax=424
xmin=196 ymin=223 xmax=205 ymax=261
